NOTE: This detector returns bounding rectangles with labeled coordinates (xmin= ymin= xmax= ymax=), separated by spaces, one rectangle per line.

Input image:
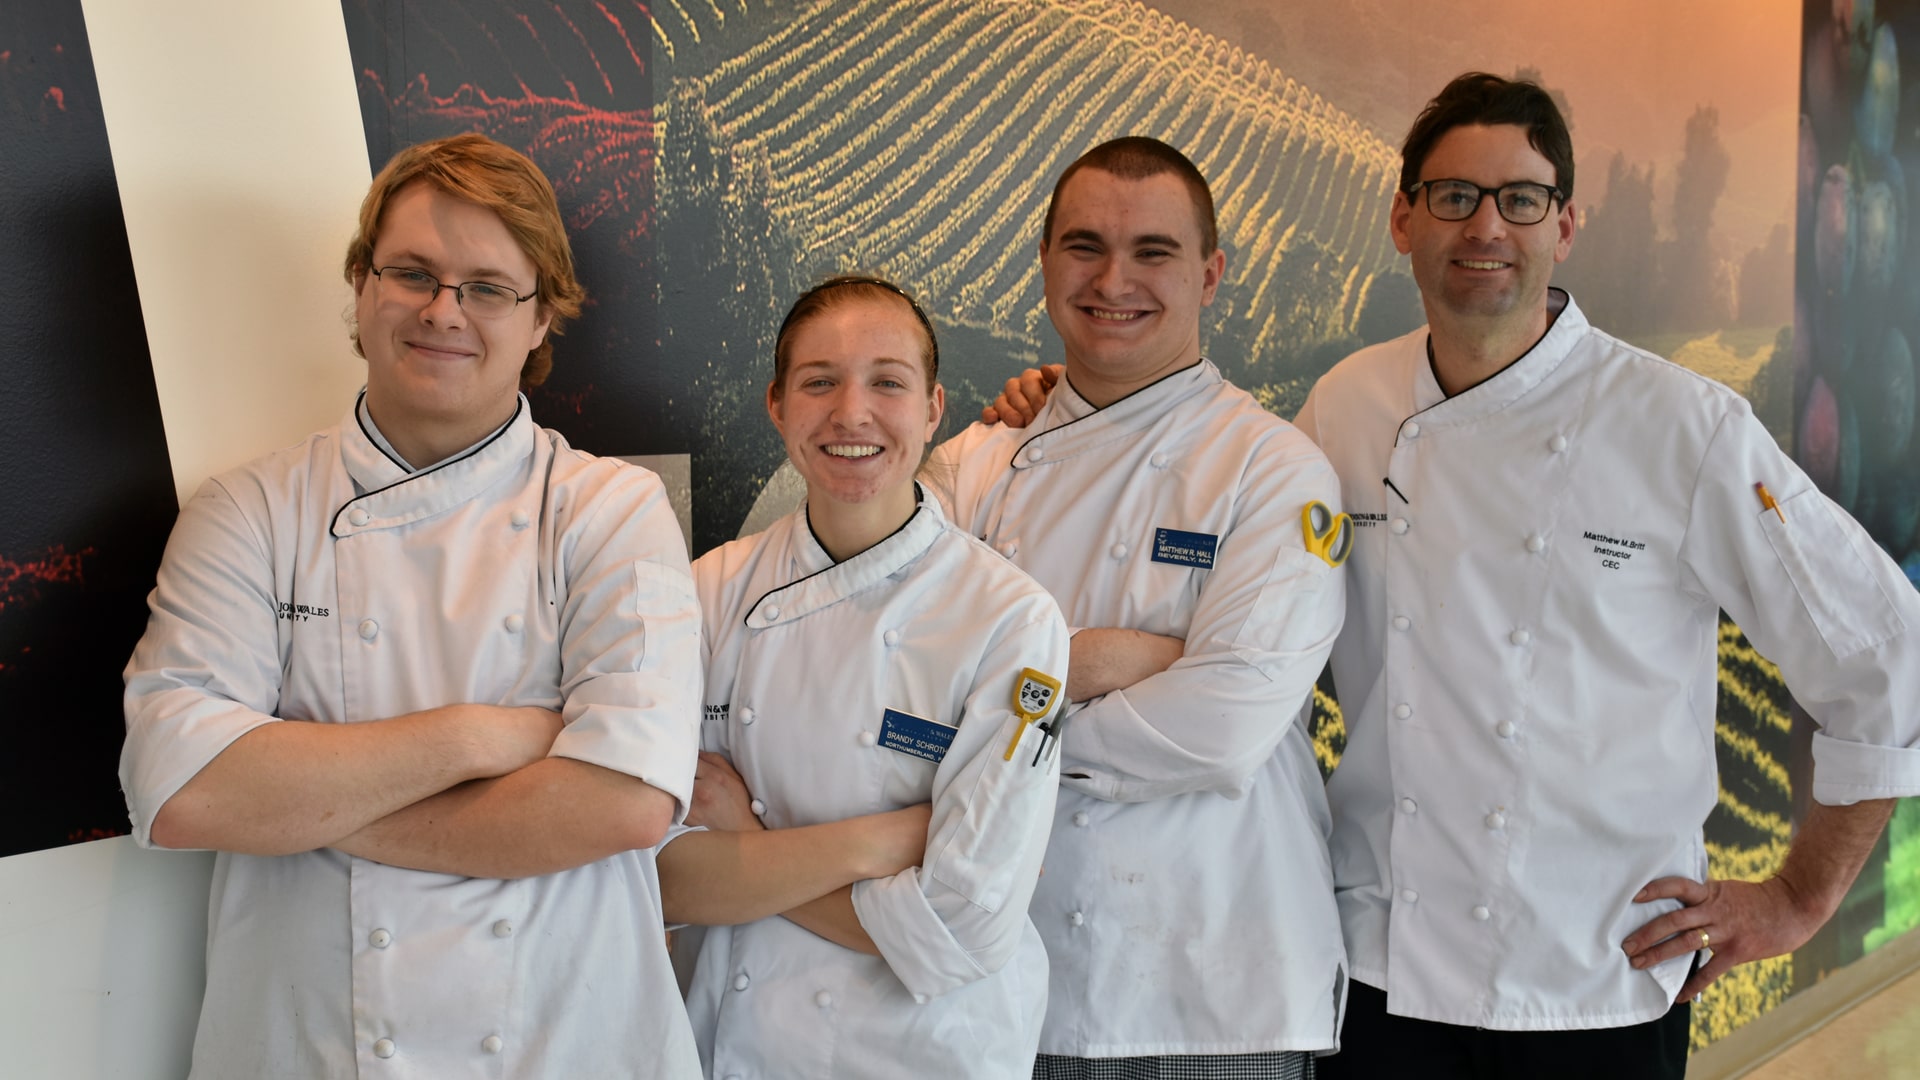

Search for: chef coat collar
xmin=1410 ymin=289 xmax=1585 ymax=428
xmin=744 ymin=484 xmax=946 ymax=629
xmin=1009 ymin=360 xmax=1218 ymax=468
xmin=331 ymin=390 xmax=534 ymax=537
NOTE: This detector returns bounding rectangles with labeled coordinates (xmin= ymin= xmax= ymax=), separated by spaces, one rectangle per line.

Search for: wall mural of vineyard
xmin=334 ymin=0 xmax=1909 ymax=1052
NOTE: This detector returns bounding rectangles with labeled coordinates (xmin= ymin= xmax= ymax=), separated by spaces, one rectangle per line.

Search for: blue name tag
xmin=878 ymin=708 xmax=955 ymax=764
xmin=1151 ymin=528 xmax=1218 ymax=569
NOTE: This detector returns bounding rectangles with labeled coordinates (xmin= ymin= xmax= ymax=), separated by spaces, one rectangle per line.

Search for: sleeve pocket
xmin=631 ymin=559 xmax=701 ymax=662
xmin=1231 ymin=543 xmax=1337 ymax=675
xmin=1760 ymin=489 xmax=1905 ymax=659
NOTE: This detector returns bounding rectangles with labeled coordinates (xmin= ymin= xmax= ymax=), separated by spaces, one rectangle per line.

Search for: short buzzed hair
xmin=1043 ymin=137 xmax=1218 ymax=255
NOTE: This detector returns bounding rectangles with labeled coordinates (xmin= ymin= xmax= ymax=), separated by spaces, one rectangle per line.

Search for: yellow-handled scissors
xmin=1302 ymin=501 xmax=1353 ymax=568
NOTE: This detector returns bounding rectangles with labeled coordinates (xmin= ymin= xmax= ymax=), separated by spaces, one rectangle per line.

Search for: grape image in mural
xmin=1797 ymin=0 xmax=1920 ymax=965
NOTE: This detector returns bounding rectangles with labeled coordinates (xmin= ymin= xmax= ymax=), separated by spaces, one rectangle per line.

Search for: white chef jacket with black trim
xmin=678 ymin=491 xmax=1068 ymax=1080
xmin=121 ymin=393 xmax=703 ymax=1078
xmin=933 ymin=360 xmax=1349 ymax=1056
xmin=1294 ymin=290 xmax=1920 ymax=1031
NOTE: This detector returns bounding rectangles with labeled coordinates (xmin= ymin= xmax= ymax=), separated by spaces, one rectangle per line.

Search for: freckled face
xmin=768 ymin=298 xmax=944 ymax=509
xmin=1041 ymin=169 xmax=1224 ymax=396
xmin=1390 ymin=123 xmax=1575 ymax=327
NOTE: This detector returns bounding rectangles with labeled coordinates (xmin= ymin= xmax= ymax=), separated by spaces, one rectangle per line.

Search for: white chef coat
xmin=675 ymin=490 xmax=1068 ymax=1079
xmin=1294 ymin=290 xmax=1920 ymax=1031
xmin=932 ymin=361 xmax=1349 ymax=1056
xmin=121 ymin=393 xmax=703 ymax=1079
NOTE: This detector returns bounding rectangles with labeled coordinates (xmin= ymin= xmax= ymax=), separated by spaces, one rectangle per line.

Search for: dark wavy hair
xmin=1400 ymin=73 xmax=1575 ymax=200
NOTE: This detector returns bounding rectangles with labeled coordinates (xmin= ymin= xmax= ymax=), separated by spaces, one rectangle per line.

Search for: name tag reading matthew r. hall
xmin=879 ymin=708 xmax=956 ymax=764
xmin=1151 ymin=528 xmax=1218 ymax=569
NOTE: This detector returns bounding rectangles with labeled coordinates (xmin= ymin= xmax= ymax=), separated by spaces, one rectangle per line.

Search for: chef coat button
xmin=913 ymin=993 xmax=929 ymax=1005
xmin=883 ymin=629 xmax=901 ymax=647
xmin=1072 ymin=811 xmax=1090 ymax=827
xmin=749 ymin=799 xmax=766 ymax=816
xmin=1509 ymin=628 xmax=1531 ymax=646
xmin=1390 ymin=518 xmax=1410 ymax=535
xmin=1472 ymin=905 xmax=1492 ymax=922
xmin=858 ymin=730 xmax=876 ymax=747
xmin=1000 ymin=542 xmax=1018 ymax=558
xmin=1549 ymin=434 xmax=1569 ymax=453
xmin=740 ymin=706 xmax=756 ymax=725
xmin=733 ymin=973 xmax=750 ymax=991
xmin=1393 ymin=703 xmax=1412 ymax=720
xmin=1400 ymin=889 xmax=1419 ymax=904
xmin=815 ymin=990 xmax=833 ymax=1008
xmin=1402 ymin=421 xmax=1421 ymax=439
xmin=1400 ymin=797 xmax=1417 ymax=814
xmin=504 ymin=613 xmax=524 ymax=634
xmin=1028 ymin=447 xmax=1045 ymax=461
xmin=763 ymin=605 xmax=781 ymax=621
xmin=492 ymin=919 xmax=514 ymax=938
xmin=358 ymin=619 xmax=379 ymax=641
xmin=1150 ymin=452 xmax=1170 ymax=468
xmin=1110 ymin=543 xmax=1127 ymax=559
xmin=369 ymin=928 xmax=392 ymax=949
xmin=481 ymin=1035 xmax=503 ymax=1054
xmin=1496 ymin=719 xmax=1517 ymax=738
xmin=1486 ymin=811 xmax=1507 ymax=830
xmin=1068 ymin=911 xmax=1085 ymax=927
xmin=349 ymin=507 xmax=371 ymax=527
xmin=510 ymin=509 xmax=530 ymax=529
xmin=1392 ymin=615 xmax=1411 ymax=632
xmin=1525 ymin=534 xmax=1546 ymax=553
xmin=373 ymin=1038 xmax=396 ymax=1059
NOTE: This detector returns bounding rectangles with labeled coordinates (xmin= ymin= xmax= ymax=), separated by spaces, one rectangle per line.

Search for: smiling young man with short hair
xmin=122 ymin=133 xmax=702 ymax=1078
xmin=935 ymin=136 xmax=1349 ymax=1080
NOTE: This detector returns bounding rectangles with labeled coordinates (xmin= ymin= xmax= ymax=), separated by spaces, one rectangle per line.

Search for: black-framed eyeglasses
xmin=371 ymin=266 xmax=536 ymax=318
xmin=1408 ymin=179 xmax=1563 ymax=225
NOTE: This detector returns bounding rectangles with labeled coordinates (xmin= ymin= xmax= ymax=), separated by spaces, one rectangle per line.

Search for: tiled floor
xmin=1739 ymin=967 xmax=1920 ymax=1079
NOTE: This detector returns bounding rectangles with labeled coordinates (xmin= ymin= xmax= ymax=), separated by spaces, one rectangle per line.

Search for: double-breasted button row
xmin=366 ymin=1034 xmax=507 ymax=1059
xmin=356 ymin=613 xmax=527 ymax=641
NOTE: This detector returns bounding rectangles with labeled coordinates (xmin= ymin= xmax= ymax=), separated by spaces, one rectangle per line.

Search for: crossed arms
xmin=123 ymin=467 xmax=693 ymax=880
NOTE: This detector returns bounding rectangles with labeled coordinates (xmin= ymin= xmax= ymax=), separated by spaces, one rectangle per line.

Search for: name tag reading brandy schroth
xmin=878 ymin=708 xmax=956 ymax=764
xmin=1151 ymin=528 xmax=1218 ymax=569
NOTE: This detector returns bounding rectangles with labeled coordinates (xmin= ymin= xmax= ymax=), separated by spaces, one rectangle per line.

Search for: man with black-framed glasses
xmin=1295 ymin=71 xmax=1920 ymax=1079
xmin=121 ymin=133 xmax=702 ymax=1077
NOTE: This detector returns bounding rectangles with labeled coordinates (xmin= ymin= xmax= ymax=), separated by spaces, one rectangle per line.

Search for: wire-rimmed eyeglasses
xmin=371 ymin=266 xmax=536 ymax=318
xmin=1407 ymin=179 xmax=1564 ymax=225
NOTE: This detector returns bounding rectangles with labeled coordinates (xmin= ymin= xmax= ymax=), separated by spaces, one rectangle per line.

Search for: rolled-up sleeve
xmin=121 ymin=479 xmax=284 ymax=847
xmin=1059 ymin=448 xmax=1347 ymax=803
xmin=852 ymin=600 xmax=1069 ymax=999
xmin=1678 ymin=404 xmax=1920 ymax=804
xmin=547 ymin=465 xmax=703 ymax=822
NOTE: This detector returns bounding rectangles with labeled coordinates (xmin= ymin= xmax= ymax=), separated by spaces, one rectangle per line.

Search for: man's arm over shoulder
xmin=927 ymin=420 xmax=1025 ymax=533
xmin=1061 ymin=421 xmax=1346 ymax=802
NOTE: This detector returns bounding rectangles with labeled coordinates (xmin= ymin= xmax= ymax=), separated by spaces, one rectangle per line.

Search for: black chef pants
xmin=1318 ymin=980 xmax=1689 ymax=1080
